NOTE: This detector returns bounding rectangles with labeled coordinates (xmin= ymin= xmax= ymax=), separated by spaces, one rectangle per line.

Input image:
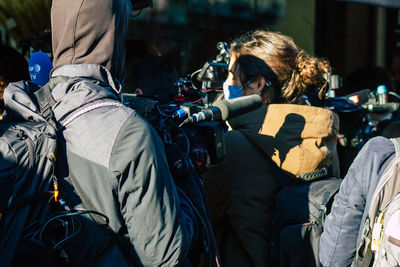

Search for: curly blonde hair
xmin=230 ymin=30 xmax=331 ymax=104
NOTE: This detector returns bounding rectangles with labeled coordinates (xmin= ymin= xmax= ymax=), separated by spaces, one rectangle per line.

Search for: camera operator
xmin=203 ymin=30 xmax=340 ymax=267
xmin=124 ymin=53 xmax=220 ymax=266
xmin=4 ymin=0 xmax=217 ymax=266
xmin=0 ymin=44 xmax=29 ymax=117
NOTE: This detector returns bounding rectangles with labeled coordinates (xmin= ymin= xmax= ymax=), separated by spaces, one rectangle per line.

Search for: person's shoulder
xmin=353 ymin=136 xmax=396 ymax=171
xmin=362 ymin=136 xmax=394 ymax=153
xmin=120 ymin=106 xmax=151 ymax=127
xmin=117 ymin=106 xmax=160 ymax=140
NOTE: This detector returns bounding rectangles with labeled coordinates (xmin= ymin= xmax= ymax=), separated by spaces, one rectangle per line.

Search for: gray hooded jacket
xmin=5 ymin=0 xmax=199 ymax=266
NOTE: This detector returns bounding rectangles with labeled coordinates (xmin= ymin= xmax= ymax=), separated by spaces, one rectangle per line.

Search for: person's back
xmin=2 ymin=0 xmax=215 ymax=265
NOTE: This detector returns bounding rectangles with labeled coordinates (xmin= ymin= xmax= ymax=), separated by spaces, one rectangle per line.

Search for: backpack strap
xmin=320 ymin=188 xmax=338 ymax=225
xmin=33 ymin=76 xmax=70 ymax=124
xmin=359 ymin=245 xmax=374 ymax=267
xmin=391 ymin=137 xmax=400 ymax=157
xmin=33 ymin=76 xmax=123 ymax=129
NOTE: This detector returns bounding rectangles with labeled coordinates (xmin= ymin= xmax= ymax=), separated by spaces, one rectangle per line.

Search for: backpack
xmin=269 ymin=176 xmax=342 ymax=267
xmin=0 ymin=84 xmax=62 ymax=266
xmin=0 ymin=79 xmax=135 ymax=266
xmin=354 ymin=137 xmax=400 ymax=267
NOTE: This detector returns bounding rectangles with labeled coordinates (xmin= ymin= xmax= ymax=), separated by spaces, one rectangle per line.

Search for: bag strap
xmin=33 ymin=76 xmax=72 ymax=125
xmin=31 ymin=76 xmax=120 ymax=220
xmin=320 ymin=189 xmax=338 ymax=225
xmin=391 ymin=137 xmax=400 ymax=157
xmin=33 ymin=76 xmax=123 ymax=128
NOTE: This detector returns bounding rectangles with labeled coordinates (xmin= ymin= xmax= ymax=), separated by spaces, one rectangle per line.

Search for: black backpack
xmin=0 ymin=80 xmax=134 ymax=266
xmin=267 ymin=156 xmax=342 ymax=267
xmin=0 ymin=82 xmax=64 ymax=266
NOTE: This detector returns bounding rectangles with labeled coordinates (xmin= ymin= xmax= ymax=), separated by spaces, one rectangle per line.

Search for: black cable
xmin=38 ymin=209 xmax=110 ymax=249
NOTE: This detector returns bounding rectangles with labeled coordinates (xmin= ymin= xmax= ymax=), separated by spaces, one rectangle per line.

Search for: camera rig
xmin=121 ymin=93 xmax=226 ymax=167
xmin=190 ymin=41 xmax=231 ymax=105
xmin=121 ymin=40 xmax=233 ymax=175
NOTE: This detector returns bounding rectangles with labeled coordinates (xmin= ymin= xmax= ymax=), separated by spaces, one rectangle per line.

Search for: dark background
xmin=0 ymin=0 xmax=399 ymax=91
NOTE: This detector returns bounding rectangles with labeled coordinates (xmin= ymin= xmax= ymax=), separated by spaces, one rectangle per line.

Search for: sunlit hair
xmin=230 ymin=30 xmax=331 ymax=104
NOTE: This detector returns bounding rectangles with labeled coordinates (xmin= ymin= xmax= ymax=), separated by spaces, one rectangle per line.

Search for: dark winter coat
xmin=204 ymin=103 xmax=340 ymax=267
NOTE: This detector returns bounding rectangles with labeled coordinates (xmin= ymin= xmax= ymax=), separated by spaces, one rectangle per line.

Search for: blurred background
xmin=0 ymin=0 xmax=399 ymax=91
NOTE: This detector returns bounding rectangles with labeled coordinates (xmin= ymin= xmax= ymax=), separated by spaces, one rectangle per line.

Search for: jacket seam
xmin=72 ymin=0 xmax=86 ymax=63
xmin=108 ymin=112 xmax=134 ymax=177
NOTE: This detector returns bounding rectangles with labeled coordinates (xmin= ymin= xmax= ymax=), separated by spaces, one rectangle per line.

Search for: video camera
xmin=120 ymin=41 xmax=263 ymax=181
xmin=121 ymin=92 xmax=262 ymax=176
xmin=196 ymin=41 xmax=230 ymax=85
xmin=189 ymin=41 xmax=231 ymax=105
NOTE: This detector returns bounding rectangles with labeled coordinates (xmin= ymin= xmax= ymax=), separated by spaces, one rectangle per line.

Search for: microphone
xmin=29 ymin=51 xmax=53 ymax=86
xmin=172 ymin=103 xmax=201 ymax=119
xmin=180 ymin=94 xmax=263 ymax=126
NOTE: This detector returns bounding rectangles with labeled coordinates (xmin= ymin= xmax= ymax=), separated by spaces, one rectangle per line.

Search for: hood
xmin=51 ymin=0 xmax=132 ymax=82
xmin=49 ymin=64 xmax=120 ymax=121
xmin=229 ymin=104 xmax=339 ymax=178
xmin=3 ymin=65 xmax=120 ymax=124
